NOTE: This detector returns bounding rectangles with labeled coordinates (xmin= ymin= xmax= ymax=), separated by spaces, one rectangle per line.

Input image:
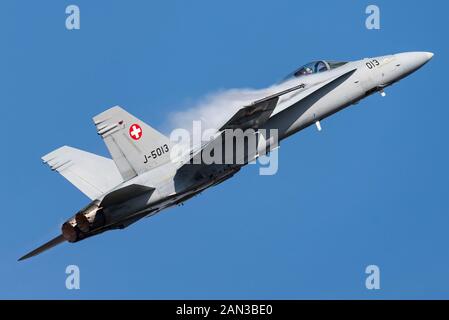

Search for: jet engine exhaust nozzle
xmin=61 ymin=201 xmax=105 ymax=242
xmin=61 ymin=222 xmax=78 ymax=243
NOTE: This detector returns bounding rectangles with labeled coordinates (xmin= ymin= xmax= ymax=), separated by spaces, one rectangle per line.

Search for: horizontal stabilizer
xmin=42 ymin=146 xmax=123 ymax=200
xmin=18 ymin=235 xmax=65 ymax=261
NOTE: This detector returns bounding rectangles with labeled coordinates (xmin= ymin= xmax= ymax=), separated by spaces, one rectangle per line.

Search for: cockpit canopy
xmin=283 ymin=60 xmax=348 ymax=81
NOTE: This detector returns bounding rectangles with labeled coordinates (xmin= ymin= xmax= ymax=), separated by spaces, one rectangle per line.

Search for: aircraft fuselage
xmin=19 ymin=52 xmax=433 ymax=260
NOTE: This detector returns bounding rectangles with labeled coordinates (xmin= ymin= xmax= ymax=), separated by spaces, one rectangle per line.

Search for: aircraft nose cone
xmin=424 ymin=52 xmax=434 ymax=61
xmin=415 ymin=51 xmax=434 ymax=64
xmin=396 ymin=51 xmax=434 ymax=73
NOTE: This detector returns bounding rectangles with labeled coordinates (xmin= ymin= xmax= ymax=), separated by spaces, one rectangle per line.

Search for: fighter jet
xmin=19 ymin=51 xmax=433 ymax=260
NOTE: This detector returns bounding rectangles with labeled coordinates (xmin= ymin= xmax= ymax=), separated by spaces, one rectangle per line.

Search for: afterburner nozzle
xmin=61 ymin=222 xmax=78 ymax=242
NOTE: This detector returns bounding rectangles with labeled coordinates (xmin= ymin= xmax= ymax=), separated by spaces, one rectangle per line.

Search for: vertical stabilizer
xmin=93 ymin=106 xmax=172 ymax=180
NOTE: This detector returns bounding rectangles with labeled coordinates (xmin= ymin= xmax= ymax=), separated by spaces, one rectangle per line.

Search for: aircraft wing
xmin=183 ymin=68 xmax=357 ymax=164
xmin=219 ymin=83 xmax=306 ymax=131
xmin=220 ymin=69 xmax=356 ymax=131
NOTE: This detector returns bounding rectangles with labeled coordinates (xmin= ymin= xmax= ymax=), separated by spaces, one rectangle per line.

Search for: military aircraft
xmin=19 ymin=51 xmax=433 ymax=260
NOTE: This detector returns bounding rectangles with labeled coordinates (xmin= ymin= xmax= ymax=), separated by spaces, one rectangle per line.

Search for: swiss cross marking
xmin=129 ymin=124 xmax=142 ymax=140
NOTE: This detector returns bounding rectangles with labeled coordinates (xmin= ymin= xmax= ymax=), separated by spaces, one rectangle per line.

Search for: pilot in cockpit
xmin=282 ymin=60 xmax=348 ymax=82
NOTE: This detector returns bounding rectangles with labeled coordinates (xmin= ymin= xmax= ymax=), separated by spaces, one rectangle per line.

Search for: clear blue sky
xmin=1 ymin=0 xmax=448 ymax=299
